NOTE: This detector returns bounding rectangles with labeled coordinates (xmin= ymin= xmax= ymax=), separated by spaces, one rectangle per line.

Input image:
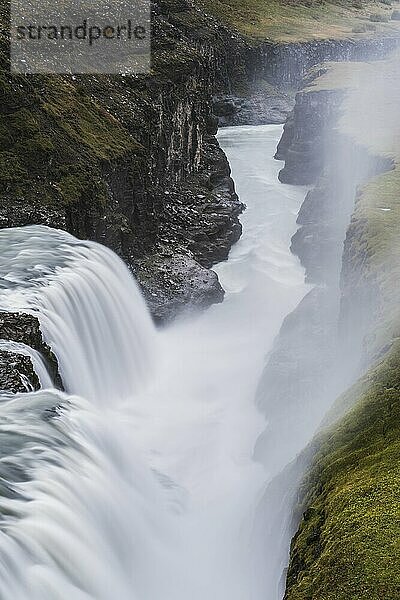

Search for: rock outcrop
xmin=0 ymin=351 xmax=40 ymax=394
xmin=0 ymin=313 xmax=62 ymax=392
xmin=255 ymin=286 xmax=340 ymax=473
xmin=213 ymin=36 xmax=400 ymax=127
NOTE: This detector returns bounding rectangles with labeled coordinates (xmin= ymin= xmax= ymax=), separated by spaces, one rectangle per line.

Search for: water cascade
xmin=0 ymin=125 xmax=311 ymax=600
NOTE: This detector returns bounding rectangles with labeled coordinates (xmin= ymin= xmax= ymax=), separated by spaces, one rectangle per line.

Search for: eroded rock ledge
xmin=0 ymin=313 xmax=62 ymax=393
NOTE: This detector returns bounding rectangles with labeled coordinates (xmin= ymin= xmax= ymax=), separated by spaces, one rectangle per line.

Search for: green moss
xmin=0 ymin=0 xmax=145 ymax=213
xmin=42 ymin=81 xmax=140 ymax=161
xmin=286 ymin=342 xmax=400 ymax=600
xmin=0 ymin=70 xmax=143 ymax=211
xmin=0 ymin=152 xmax=28 ymax=188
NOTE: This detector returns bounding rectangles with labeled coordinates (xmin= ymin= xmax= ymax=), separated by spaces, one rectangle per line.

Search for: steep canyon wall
xmin=265 ymin=56 xmax=400 ymax=600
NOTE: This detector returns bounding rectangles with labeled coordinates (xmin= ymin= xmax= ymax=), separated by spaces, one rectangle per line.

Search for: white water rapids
xmin=0 ymin=125 xmax=310 ymax=599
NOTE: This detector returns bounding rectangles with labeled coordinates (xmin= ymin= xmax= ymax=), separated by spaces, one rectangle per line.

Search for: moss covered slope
xmin=286 ymin=342 xmax=400 ymax=599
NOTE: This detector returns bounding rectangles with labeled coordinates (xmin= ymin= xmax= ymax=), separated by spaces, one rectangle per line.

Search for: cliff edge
xmin=279 ymin=55 xmax=400 ymax=600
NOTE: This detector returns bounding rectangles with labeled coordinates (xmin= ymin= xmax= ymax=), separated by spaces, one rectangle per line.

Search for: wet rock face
xmin=274 ymin=111 xmax=295 ymax=160
xmin=156 ymin=135 xmax=244 ymax=269
xmin=133 ymin=137 xmax=244 ymax=322
xmin=131 ymin=128 xmax=244 ymax=321
xmin=137 ymin=254 xmax=224 ymax=324
xmin=255 ymin=287 xmax=340 ymax=470
xmin=0 ymin=350 xmax=40 ymax=394
xmin=277 ymin=89 xmax=344 ymax=186
xmin=0 ymin=313 xmax=62 ymax=391
xmin=290 ymin=184 xmax=341 ymax=284
xmin=286 ymin=129 xmax=367 ymax=288
xmin=213 ymin=91 xmax=294 ymax=127
xmin=276 ymin=81 xmax=392 ymax=290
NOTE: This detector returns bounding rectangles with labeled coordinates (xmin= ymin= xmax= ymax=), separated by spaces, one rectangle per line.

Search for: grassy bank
xmin=200 ymin=0 xmax=400 ymax=41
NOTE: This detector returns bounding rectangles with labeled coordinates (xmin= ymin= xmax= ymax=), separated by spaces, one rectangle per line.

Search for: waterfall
xmin=0 ymin=226 xmax=155 ymax=404
xmin=0 ymin=388 xmax=187 ymax=600
xmin=0 ymin=226 xmax=182 ymax=600
xmin=0 ymin=126 xmax=310 ymax=600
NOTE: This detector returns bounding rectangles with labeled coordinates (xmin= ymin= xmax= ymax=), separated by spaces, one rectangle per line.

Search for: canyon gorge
xmin=0 ymin=1 xmax=399 ymax=599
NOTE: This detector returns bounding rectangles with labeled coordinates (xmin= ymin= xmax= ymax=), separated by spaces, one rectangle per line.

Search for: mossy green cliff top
xmin=200 ymin=0 xmax=400 ymax=42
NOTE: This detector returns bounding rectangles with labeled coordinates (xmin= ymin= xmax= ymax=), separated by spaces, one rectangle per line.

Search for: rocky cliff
xmin=213 ymin=33 xmax=400 ymax=127
xmin=255 ymin=65 xmax=380 ymax=474
xmin=1 ymin=0 xmax=252 ymax=325
xmin=0 ymin=313 xmax=61 ymax=393
xmin=272 ymin=55 xmax=400 ymax=600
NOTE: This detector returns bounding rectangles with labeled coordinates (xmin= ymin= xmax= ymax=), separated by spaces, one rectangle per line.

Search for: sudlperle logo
xmin=11 ymin=0 xmax=150 ymax=74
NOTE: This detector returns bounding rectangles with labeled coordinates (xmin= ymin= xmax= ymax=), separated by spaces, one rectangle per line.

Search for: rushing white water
xmin=0 ymin=125 xmax=309 ymax=599
xmin=0 ymin=227 xmax=155 ymax=403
